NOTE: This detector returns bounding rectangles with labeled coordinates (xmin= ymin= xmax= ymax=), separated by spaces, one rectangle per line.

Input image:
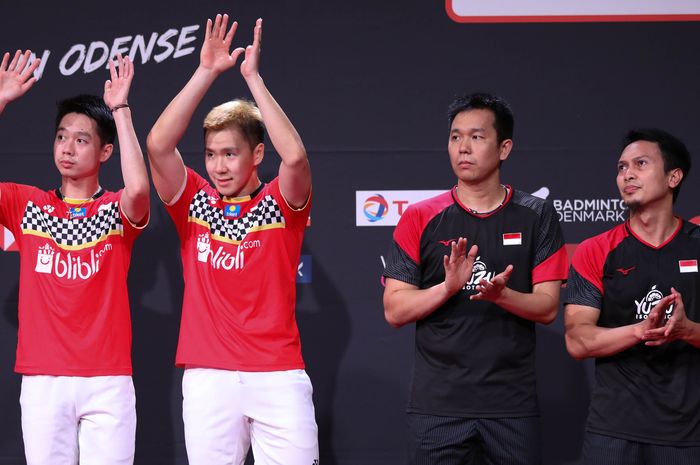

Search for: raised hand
xmin=471 ymin=264 xmax=514 ymax=302
xmin=200 ymin=14 xmax=245 ymax=74
xmin=240 ymin=18 xmax=262 ymax=79
xmin=0 ymin=50 xmax=41 ymax=109
xmin=643 ymin=288 xmax=690 ymax=346
xmin=443 ymin=238 xmax=479 ymax=296
xmin=104 ymin=54 xmax=133 ymax=110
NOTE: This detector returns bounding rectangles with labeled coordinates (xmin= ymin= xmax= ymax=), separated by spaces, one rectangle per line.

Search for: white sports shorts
xmin=183 ymin=368 xmax=319 ymax=465
xmin=20 ymin=375 xmax=136 ymax=465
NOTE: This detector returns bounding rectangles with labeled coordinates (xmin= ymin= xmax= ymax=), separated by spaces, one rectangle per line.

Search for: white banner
xmin=447 ymin=0 xmax=700 ymax=22
xmin=356 ymin=190 xmax=445 ymax=227
xmin=0 ymin=226 xmax=17 ymax=252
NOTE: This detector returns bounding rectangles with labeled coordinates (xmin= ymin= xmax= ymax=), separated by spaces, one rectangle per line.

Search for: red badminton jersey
xmin=165 ymin=168 xmax=310 ymax=371
xmin=0 ymin=183 xmax=143 ymax=376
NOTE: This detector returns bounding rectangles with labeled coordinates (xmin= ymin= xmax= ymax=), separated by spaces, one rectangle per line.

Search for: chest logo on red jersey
xmin=224 ymin=204 xmax=242 ymax=218
xmin=35 ymin=244 xmax=55 ymax=273
xmin=195 ymin=233 xmax=264 ymax=271
xmin=634 ymin=285 xmax=672 ymax=321
xmin=196 ymin=233 xmax=212 ymax=262
xmin=34 ymin=242 xmax=112 ymax=280
xmin=679 ymin=260 xmax=698 ymax=273
xmin=438 ymin=238 xmax=459 ymax=247
xmin=502 ymin=232 xmax=522 ymax=246
xmin=69 ymin=207 xmax=87 ymax=219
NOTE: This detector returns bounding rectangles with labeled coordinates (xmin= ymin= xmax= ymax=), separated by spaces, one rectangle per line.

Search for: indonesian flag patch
xmin=679 ymin=259 xmax=698 ymax=273
xmin=502 ymin=232 xmax=522 ymax=246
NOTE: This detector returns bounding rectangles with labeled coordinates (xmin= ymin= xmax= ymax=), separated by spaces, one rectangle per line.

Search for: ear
xmin=253 ymin=142 xmax=264 ymax=166
xmin=498 ymin=139 xmax=513 ymax=162
xmin=100 ymin=143 xmax=114 ymax=163
xmin=668 ymin=168 xmax=683 ymax=189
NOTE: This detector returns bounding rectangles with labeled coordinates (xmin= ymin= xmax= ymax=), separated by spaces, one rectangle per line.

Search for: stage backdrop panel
xmin=1 ymin=1 xmax=698 ymax=464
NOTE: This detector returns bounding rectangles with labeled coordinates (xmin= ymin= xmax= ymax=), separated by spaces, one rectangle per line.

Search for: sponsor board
xmin=356 ymin=190 xmax=445 ymax=227
xmin=0 ymin=226 xmax=18 ymax=252
xmin=553 ymin=198 xmax=627 ymax=224
xmin=297 ymin=255 xmax=312 ymax=284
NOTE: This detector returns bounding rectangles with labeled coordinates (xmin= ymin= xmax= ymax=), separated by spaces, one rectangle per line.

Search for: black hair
xmin=447 ymin=93 xmax=514 ymax=143
xmin=55 ymin=95 xmax=116 ymax=145
xmin=622 ymin=128 xmax=691 ymax=203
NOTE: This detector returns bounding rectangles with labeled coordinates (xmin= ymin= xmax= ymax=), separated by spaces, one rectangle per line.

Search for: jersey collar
xmin=624 ymin=216 xmax=683 ymax=250
xmin=220 ymin=182 xmax=265 ymax=204
xmin=451 ymin=184 xmax=513 ymax=218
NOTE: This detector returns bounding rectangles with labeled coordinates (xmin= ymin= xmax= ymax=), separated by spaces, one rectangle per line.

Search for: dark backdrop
xmin=1 ymin=2 xmax=698 ymax=464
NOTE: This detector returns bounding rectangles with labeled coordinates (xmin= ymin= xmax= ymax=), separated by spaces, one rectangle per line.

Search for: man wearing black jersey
xmin=383 ymin=93 xmax=568 ymax=465
xmin=565 ymin=128 xmax=700 ymax=464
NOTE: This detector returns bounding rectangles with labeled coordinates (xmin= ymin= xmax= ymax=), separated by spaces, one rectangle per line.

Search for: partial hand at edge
xmin=0 ymin=50 xmax=41 ymax=111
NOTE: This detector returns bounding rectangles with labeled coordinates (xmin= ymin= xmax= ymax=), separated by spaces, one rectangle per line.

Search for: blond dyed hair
xmin=203 ymin=99 xmax=265 ymax=149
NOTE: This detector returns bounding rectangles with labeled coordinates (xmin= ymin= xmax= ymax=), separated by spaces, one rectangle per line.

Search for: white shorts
xmin=182 ymin=368 xmax=319 ymax=465
xmin=20 ymin=375 xmax=136 ymax=465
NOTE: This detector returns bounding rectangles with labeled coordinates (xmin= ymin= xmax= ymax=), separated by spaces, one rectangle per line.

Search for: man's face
xmin=617 ymin=140 xmax=678 ymax=210
xmin=53 ymin=113 xmax=111 ymax=180
xmin=204 ymin=127 xmax=263 ymax=197
xmin=447 ymin=109 xmax=511 ymax=184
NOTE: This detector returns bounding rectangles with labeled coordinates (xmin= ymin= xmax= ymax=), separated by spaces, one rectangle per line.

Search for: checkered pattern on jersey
xmin=188 ymin=190 xmax=284 ymax=241
xmin=20 ymin=201 xmax=123 ymax=247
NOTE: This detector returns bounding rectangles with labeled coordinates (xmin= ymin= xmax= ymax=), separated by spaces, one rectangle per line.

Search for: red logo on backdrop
xmin=0 ymin=226 xmax=18 ymax=252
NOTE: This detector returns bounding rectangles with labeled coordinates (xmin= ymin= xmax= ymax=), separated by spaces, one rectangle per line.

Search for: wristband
xmin=111 ymin=103 xmax=130 ymax=112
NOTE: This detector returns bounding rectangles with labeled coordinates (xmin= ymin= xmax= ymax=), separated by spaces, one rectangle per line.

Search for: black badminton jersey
xmin=384 ymin=186 xmax=568 ymax=417
xmin=566 ymin=219 xmax=700 ymax=446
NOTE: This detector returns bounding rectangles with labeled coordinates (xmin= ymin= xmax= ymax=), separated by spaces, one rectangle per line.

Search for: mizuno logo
xmin=438 ymin=239 xmax=458 ymax=246
xmin=616 ymin=266 xmax=636 ymax=276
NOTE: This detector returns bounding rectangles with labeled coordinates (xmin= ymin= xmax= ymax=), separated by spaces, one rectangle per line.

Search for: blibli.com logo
xmin=356 ymin=190 xmax=444 ymax=227
xmin=34 ymin=242 xmax=112 ymax=280
xmin=196 ymin=233 xmax=261 ymax=270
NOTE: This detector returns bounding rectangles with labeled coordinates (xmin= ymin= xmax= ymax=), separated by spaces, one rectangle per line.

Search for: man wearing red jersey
xmin=0 ymin=50 xmax=149 ymax=464
xmin=147 ymin=15 xmax=317 ymax=465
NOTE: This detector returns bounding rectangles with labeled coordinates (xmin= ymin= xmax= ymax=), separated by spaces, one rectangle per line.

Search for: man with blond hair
xmin=146 ymin=14 xmax=317 ymax=465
